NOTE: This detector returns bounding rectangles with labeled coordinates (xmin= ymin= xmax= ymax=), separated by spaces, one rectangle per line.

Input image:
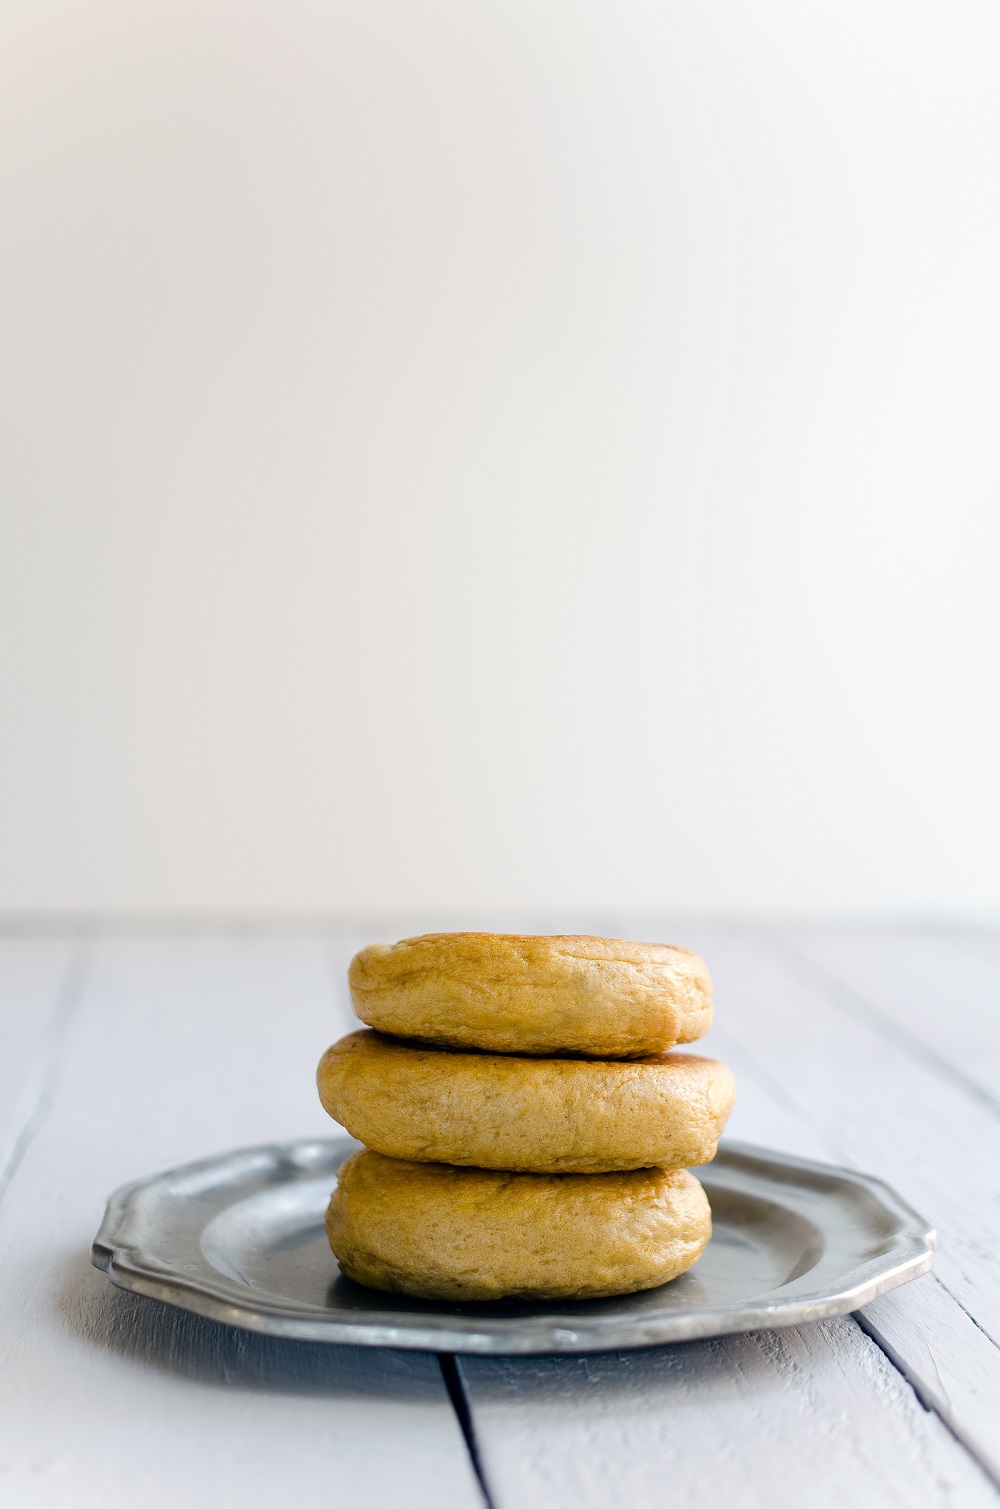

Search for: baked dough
xmin=348 ymin=933 xmax=712 ymax=1057
xmin=318 ymin=1030 xmax=735 ymax=1173
xmin=327 ymin=1150 xmax=712 ymax=1301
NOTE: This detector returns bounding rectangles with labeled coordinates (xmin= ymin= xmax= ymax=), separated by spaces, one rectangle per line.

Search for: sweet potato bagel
xmin=327 ymin=1151 xmax=712 ymax=1302
xmin=348 ymin=933 xmax=712 ymax=1057
xmin=318 ymin=1030 xmax=735 ymax=1173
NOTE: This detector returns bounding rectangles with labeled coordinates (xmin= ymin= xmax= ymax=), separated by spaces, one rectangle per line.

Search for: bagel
xmin=348 ymin=933 xmax=712 ymax=1057
xmin=318 ymin=1030 xmax=734 ymax=1173
xmin=327 ymin=1150 xmax=712 ymax=1301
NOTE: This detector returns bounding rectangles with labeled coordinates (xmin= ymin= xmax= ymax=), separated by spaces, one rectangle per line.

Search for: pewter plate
xmin=91 ymin=1138 xmax=935 ymax=1354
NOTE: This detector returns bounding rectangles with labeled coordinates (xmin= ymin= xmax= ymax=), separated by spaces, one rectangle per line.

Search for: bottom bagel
xmin=327 ymin=1150 xmax=712 ymax=1302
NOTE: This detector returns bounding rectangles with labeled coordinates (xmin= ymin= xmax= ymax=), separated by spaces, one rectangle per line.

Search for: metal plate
xmin=92 ymin=1137 xmax=935 ymax=1355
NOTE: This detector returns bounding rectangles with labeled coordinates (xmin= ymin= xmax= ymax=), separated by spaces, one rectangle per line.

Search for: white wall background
xmin=1 ymin=0 xmax=998 ymax=915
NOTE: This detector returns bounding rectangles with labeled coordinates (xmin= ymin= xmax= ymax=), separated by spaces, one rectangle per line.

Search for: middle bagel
xmin=317 ymin=1030 xmax=735 ymax=1173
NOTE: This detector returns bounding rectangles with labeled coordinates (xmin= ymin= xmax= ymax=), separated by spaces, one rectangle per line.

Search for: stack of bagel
xmin=317 ymin=933 xmax=735 ymax=1303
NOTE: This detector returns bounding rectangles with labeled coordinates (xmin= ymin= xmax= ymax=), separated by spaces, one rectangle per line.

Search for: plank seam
xmin=0 ymin=944 xmax=89 ymax=1208
xmin=853 ymin=1307 xmax=1000 ymax=1494
xmin=920 ymin=1271 xmax=1000 ymax=1358
xmin=439 ymin=1355 xmax=495 ymax=1509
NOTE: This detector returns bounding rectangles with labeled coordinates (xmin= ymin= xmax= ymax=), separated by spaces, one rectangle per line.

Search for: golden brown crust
xmin=348 ymin=933 xmax=713 ymax=1057
xmin=327 ymin=1151 xmax=712 ymax=1301
xmin=318 ymin=1030 xmax=735 ymax=1173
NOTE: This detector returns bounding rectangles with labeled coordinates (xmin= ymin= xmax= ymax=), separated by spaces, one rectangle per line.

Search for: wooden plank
xmin=784 ymin=926 xmax=1000 ymax=1106
xmin=679 ymin=929 xmax=1000 ymax=1345
xmin=458 ymin=1316 xmax=998 ymax=1509
xmin=679 ymin=989 xmax=1000 ymax=1486
xmin=858 ymin=1274 xmax=1000 ymax=1485
xmin=0 ymin=933 xmax=482 ymax=1509
xmin=675 ymin=926 xmax=1000 ymax=1488
xmin=0 ymin=935 xmax=82 ymax=1190
xmin=762 ymin=925 xmax=1000 ymax=1484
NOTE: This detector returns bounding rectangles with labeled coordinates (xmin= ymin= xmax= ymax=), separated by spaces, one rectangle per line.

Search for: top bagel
xmin=348 ymin=933 xmax=712 ymax=1057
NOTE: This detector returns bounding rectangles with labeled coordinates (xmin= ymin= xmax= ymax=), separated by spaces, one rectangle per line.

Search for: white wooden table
xmin=2 ymin=921 xmax=1000 ymax=1507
